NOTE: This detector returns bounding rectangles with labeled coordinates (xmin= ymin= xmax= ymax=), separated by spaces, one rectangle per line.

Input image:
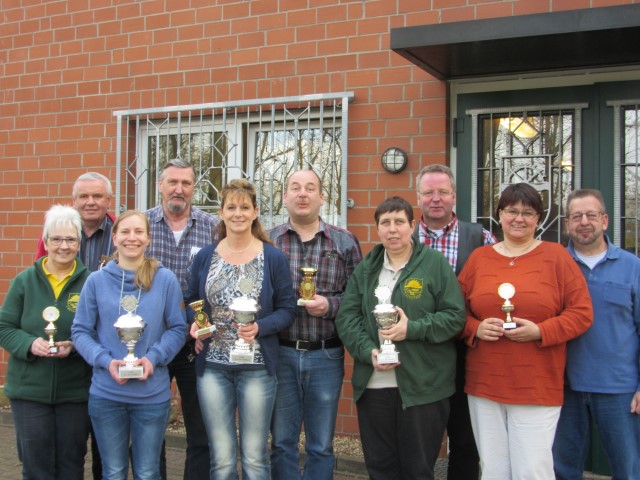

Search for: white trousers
xmin=468 ymin=395 xmax=561 ymax=480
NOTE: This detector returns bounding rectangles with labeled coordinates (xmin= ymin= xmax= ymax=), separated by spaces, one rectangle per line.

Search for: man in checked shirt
xmin=145 ymin=158 xmax=218 ymax=480
xmin=413 ymin=164 xmax=495 ymax=480
xmin=269 ymin=169 xmax=363 ymax=480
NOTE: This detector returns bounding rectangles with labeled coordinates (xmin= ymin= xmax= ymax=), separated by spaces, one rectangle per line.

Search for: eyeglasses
xmin=568 ymin=211 xmax=604 ymax=223
xmin=419 ymin=189 xmax=453 ymax=198
xmin=48 ymin=236 xmax=79 ymax=247
xmin=501 ymin=208 xmax=538 ymax=220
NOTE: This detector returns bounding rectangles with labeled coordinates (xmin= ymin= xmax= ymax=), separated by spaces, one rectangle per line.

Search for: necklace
xmin=224 ymin=237 xmax=256 ymax=254
xmin=501 ymin=240 xmax=537 ymax=266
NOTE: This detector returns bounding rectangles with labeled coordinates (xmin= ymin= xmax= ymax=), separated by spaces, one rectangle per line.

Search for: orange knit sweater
xmin=458 ymin=242 xmax=593 ymax=406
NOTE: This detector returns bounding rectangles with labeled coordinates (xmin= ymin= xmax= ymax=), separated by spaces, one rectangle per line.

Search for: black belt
xmin=280 ymin=337 xmax=343 ymax=351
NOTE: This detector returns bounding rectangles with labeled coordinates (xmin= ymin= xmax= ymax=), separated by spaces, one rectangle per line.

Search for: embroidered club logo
xmin=66 ymin=293 xmax=81 ymax=312
xmin=403 ymin=278 xmax=423 ymax=299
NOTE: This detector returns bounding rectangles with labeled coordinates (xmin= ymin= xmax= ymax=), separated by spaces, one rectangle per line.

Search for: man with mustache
xmin=269 ymin=169 xmax=362 ymax=480
xmin=412 ymin=164 xmax=495 ymax=480
xmin=145 ymin=158 xmax=218 ymax=480
xmin=553 ymin=188 xmax=640 ymax=479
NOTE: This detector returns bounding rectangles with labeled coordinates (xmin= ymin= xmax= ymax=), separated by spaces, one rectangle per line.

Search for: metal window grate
xmin=114 ymin=92 xmax=354 ymax=228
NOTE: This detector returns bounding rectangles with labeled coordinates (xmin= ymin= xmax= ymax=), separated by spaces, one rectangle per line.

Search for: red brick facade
xmin=0 ymin=0 xmax=635 ymax=437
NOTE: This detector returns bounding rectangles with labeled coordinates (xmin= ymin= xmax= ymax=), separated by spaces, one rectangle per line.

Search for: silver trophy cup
xmin=114 ymin=313 xmax=146 ymax=378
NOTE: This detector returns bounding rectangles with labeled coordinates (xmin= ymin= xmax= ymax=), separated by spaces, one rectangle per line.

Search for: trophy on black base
xmin=498 ymin=283 xmax=517 ymax=330
xmin=373 ymin=285 xmax=400 ymax=364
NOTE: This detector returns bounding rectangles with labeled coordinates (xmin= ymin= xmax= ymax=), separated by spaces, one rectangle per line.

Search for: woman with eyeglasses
xmin=457 ymin=183 xmax=593 ymax=479
xmin=0 ymin=205 xmax=92 ymax=480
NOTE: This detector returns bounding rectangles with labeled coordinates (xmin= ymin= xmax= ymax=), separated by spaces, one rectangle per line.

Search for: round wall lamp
xmin=381 ymin=147 xmax=408 ymax=173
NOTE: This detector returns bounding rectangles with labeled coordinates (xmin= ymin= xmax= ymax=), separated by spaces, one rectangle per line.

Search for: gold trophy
xmin=190 ymin=300 xmax=215 ymax=339
xmin=42 ymin=306 xmax=60 ymax=354
xmin=373 ymin=285 xmax=400 ymax=364
xmin=298 ymin=267 xmax=318 ymax=305
xmin=498 ymin=283 xmax=517 ymax=330
xmin=114 ymin=295 xmax=146 ymax=378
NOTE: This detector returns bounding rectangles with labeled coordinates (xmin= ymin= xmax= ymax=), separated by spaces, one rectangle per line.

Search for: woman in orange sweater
xmin=458 ymin=183 xmax=592 ymax=479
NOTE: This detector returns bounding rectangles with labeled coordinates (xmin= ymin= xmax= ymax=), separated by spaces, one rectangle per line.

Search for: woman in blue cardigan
xmin=187 ymin=179 xmax=295 ymax=480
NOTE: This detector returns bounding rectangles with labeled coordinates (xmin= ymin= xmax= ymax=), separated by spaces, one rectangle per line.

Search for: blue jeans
xmin=165 ymin=342 xmax=210 ymax=480
xmin=198 ymin=367 xmax=277 ymax=480
xmin=11 ymin=398 xmax=90 ymax=480
xmin=553 ymin=388 xmax=640 ymax=480
xmin=270 ymin=345 xmax=344 ymax=480
xmin=89 ymin=395 xmax=170 ymax=480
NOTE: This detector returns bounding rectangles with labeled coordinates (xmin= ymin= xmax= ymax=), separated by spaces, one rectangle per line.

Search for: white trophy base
xmin=229 ymin=348 xmax=255 ymax=364
xmin=377 ymin=348 xmax=399 ymax=364
xmin=48 ymin=346 xmax=59 ymax=354
xmin=195 ymin=325 xmax=215 ymax=339
xmin=503 ymin=321 xmax=517 ymax=330
xmin=297 ymin=298 xmax=310 ymax=306
xmin=119 ymin=364 xmax=144 ymax=379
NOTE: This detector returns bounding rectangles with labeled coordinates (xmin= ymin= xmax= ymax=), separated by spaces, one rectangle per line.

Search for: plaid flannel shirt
xmin=269 ymin=218 xmax=362 ymax=341
xmin=419 ymin=214 xmax=495 ymax=271
xmin=145 ymin=206 xmax=218 ymax=296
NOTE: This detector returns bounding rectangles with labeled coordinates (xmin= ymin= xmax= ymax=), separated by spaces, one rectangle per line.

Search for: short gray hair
xmin=415 ymin=164 xmax=456 ymax=192
xmin=159 ymin=159 xmax=196 ymax=182
xmin=42 ymin=205 xmax=82 ymax=241
xmin=566 ymin=189 xmax=606 ymax=214
xmin=73 ymin=172 xmax=113 ymax=197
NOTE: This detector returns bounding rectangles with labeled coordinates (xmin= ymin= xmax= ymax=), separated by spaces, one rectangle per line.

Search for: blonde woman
xmin=72 ymin=210 xmax=187 ymax=480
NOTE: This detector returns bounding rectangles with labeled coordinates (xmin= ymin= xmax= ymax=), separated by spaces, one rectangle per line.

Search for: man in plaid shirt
xmin=413 ymin=164 xmax=495 ymax=480
xmin=269 ymin=169 xmax=362 ymax=480
xmin=145 ymin=159 xmax=218 ymax=480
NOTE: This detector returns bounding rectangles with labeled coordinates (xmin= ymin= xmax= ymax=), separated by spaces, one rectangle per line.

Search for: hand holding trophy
xmin=498 ymin=283 xmax=517 ymax=330
xmin=373 ymin=285 xmax=400 ymax=364
xmin=229 ymin=278 xmax=259 ymax=364
xmin=190 ymin=300 xmax=216 ymax=339
xmin=298 ymin=267 xmax=318 ymax=305
xmin=42 ymin=306 xmax=60 ymax=354
xmin=114 ymin=294 xmax=146 ymax=378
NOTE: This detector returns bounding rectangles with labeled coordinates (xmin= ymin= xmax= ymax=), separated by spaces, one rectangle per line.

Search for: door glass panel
xmin=621 ymin=104 xmax=640 ymax=254
xmin=477 ymin=109 xmax=575 ymax=243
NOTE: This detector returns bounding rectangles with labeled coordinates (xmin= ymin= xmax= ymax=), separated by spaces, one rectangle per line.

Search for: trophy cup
xmin=114 ymin=295 xmax=146 ymax=378
xmin=372 ymin=285 xmax=400 ymax=364
xmin=190 ymin=300 xmax=216 ymax=339
xmin=42 ymin=306 xmax=60 ymax=354
xmin=298 ymin=267 xmax=318 ymax=305
xmin=229 ymin=279 xmax=258 ymax=364
xmin=498 ymin=283 xmax=517 ymax=330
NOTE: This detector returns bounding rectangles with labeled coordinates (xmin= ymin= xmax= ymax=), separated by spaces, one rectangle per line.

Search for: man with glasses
xmin=413 ymin=164 xmax=495 ymax=480
xmin=553 ymin=188 xmax=640 ymax=479
xmin=35 ymin=171 xmax=115 ymax=480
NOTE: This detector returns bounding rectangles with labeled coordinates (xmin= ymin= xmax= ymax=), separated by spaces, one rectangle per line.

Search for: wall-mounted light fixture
xmin=381 ymin=147 xmax=408 ymax=173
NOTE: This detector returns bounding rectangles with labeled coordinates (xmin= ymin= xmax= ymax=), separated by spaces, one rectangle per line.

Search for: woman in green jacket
xmin=336 ymin=196 xmax=465 ymax=480
xmin=0 ymin=205 xmax=92 ymax=480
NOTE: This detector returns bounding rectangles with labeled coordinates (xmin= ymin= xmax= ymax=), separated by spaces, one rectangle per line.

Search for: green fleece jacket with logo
xmin=336 ymin=242 xmax=465 ymax=408
xmin=0 ymin=258 xmax=92 ymax=404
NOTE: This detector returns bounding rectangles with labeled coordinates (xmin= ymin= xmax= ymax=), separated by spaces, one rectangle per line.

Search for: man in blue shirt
xmin=553 ymin=188 xmax=640 ymax=479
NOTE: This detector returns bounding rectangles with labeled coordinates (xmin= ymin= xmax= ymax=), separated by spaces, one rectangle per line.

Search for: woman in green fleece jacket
xmin=336 ymin=196 xmax=466 ymax=480
xmin=0 ymin=205 xmax=92 ymax=480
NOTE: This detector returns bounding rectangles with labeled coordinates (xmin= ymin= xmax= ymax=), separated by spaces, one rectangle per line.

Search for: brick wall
xmin=0 ymin=0 xmax=631 ymax=436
